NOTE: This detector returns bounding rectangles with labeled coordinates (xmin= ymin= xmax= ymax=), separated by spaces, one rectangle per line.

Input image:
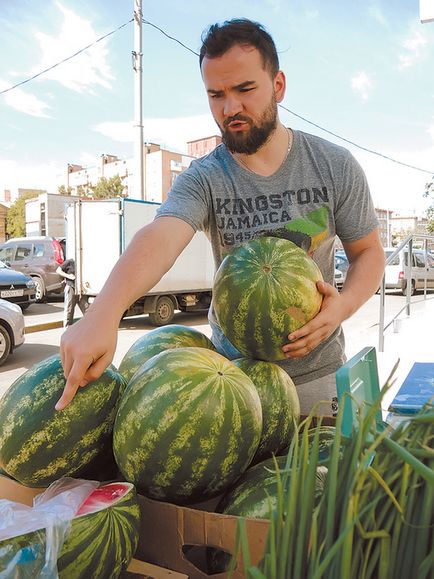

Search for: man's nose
xmin=224 ymin=95 xmax=243 ymax=117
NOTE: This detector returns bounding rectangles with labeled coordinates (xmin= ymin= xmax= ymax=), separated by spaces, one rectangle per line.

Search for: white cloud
xmin=428 ymin=121 xmax=434 ymax=141
xmin=26 ymin=2 xmax=114 ymax=93
xmin=351 ymin=71 xmax=373 ymax=101
xmin=398 ymin=27 xmax=428 ymax=69
xmin=0 ymin=159 xmax=63 ymax=197
xmin=0 ymin=81 xmax=50 ymax=117
xmin=93 ymin=115 xmax=220 ymax=153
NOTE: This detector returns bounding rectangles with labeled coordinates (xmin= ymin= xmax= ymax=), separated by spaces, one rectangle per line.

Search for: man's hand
xmin=55 ymin=314 xmax=118 ymax=411
xmin=282 ymin=281 xmax=343 ymax=358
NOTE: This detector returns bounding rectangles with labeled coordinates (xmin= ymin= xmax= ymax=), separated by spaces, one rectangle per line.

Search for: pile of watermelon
xmin=0 ymin=237 xmax=331 ymax=576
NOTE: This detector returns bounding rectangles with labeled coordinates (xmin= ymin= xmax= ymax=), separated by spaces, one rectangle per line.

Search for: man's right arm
xmin=56 ymin=216 xmax=195 ymax=410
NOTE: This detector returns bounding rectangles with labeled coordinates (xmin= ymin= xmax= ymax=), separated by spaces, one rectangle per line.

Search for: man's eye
xmin=240 ymin=87 xmax=254 ymax=93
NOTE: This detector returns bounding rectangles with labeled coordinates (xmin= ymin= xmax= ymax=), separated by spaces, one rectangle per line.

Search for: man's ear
xmin=274 ymin=70 xmax=286 ymax=103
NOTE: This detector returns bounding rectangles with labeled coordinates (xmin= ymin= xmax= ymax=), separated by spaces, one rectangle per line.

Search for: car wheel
xmin=0 ymin=324 xmax=11 ymax=367
xmin=32 ymin=277 xmax=46 ymax=302
xmin=401 ymin=279 xmax=416 ymax=296
xmin=148 ymin=296 xmax=175 ymax=326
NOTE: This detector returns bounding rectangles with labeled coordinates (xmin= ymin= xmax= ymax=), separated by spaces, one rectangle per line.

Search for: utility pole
xmin=133 ymin=0 xmax=144 ymax=200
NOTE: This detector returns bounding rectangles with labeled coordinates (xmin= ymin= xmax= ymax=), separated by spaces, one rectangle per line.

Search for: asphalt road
xmin=1 ymin=290 xmax=433 ymax=400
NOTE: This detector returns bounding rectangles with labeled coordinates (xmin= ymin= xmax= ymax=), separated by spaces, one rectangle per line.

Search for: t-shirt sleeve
xmin=155 ymin=162 xmax=210 ymax=232
xmin=334 ymin=152 xmax=378 ymax=242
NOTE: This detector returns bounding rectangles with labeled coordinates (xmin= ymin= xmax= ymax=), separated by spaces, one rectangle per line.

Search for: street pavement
xmin=1 ymin=292 xmax=433 ymax=408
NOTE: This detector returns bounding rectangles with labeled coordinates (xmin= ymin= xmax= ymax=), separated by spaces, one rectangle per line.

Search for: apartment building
xmin=63 ymin=144 xmax=194 ymax=203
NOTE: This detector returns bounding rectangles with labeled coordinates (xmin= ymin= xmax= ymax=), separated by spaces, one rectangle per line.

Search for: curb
xmin=25 ymin=320 xmax=63 ymax=334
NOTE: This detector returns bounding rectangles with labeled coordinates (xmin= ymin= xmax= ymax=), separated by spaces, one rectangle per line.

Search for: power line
xmin=140 ymin=19 xmax=434 ymax=176
xmin=2 ymin=15 xmax=433 ymax=178
xmin=141 ymin=19 xmax=199 ymax=56
xmin=0 ymin=19 xmax=133 ymax=96
xmin=279 ymin=104 xmax=434 ymax=176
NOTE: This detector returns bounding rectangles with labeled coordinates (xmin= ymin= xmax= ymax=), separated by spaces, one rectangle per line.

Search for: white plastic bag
xmin=0 ymin=478 xmax=98 ymax=579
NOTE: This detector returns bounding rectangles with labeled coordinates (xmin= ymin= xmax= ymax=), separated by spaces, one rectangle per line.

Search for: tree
xmin=89 ymin=175 xmax=126 ymax=199
xmin=57 ymin=185 xmax=73 ymax=195
xmin=6 ymin=191 xmax=39 ymax=238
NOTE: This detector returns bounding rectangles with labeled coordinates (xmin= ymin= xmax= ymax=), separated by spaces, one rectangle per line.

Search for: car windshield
xmin=0 ymin=260 xmax=7 ymax=269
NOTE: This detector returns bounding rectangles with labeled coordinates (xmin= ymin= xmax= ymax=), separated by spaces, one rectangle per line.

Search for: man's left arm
xmin=282 ymin=228 xmax=385 ymax=358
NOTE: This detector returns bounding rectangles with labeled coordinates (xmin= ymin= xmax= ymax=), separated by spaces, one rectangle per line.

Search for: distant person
xmin=56 ymin=259 xmax=89 ymax=327
xmin=56 ymin=19 xmax=385 ymax=413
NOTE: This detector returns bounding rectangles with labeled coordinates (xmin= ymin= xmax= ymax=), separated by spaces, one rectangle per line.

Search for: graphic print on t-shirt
xmin=217 ymin=196 xmax=330 ymax=256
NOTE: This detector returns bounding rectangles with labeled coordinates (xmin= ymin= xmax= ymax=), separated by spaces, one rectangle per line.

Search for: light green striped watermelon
xmin=113 ymin=346 xmax=262 ymax=504
xmin=0 ymin=482 xmax=140 ymax=579
xmin=213 ymin=237 xmax=323 ymax=361
xmin=278 ymin=425 xmax=338 ymax=465
xmin=233 ymin=358 xmax=300 ymax=463
xmin=0 ymin=355 xmax=125 ymax=487
xmin=118 ymin=324 xmax=216 ymax=384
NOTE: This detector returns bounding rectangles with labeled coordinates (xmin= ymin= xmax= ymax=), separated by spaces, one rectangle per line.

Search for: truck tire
xmin=148 ymin=296 xmax=175 ymax=326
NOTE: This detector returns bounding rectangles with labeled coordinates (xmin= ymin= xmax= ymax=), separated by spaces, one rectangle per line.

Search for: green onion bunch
xmin=235 ymin=382 xmax=434 ymax=578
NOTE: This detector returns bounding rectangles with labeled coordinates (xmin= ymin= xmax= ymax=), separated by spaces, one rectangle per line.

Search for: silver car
xmin=0 ymin=298 xmax=25 ymax=366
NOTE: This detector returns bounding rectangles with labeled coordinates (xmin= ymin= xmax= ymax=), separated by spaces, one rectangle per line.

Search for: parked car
xmin=334 ymin=252 xmax=349 ymax=289
xmin=334 ymin=267 xmax=345 ymax=290
xmin=384 ymin=248 xmax=434 ymax=295
xmin=0 ymin=237 xmax=65 ymax=302
xmin=0 ymin=260 xmax=36 ymax=310
xmin=0 ymin=298 xmax=25 ymax=366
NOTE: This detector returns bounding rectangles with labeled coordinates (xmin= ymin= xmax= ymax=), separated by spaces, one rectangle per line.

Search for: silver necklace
xmin=234 ymin=127 xmax=293 ymax=173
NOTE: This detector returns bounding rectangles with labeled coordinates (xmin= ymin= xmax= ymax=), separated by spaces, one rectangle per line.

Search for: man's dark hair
xmin=199 ymin=19 xmax=279 ymax=77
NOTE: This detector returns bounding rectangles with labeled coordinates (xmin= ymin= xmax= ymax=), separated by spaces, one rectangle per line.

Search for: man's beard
xmin=219 ymin=97 xmax=278 ymax=155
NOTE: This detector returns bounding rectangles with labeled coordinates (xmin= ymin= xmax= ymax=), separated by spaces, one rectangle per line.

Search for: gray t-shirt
xmin=156 ymin=129 xmax=378 ymax=383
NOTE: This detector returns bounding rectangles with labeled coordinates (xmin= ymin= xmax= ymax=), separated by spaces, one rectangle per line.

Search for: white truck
xmin=66 ymin=198 xmax=214 ymax=325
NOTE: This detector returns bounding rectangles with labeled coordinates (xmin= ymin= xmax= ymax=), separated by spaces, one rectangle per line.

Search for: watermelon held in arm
xmin=213 ymin=237 xmax=323 ymax=361
xmin=233 ymin=358 xmax=300 ymax=463
xmin=113 ymin=346 xmax=263 ymax=504
xmin=0 ymin=482 xmax=140 ymax=579
xmin=0 ymin=355 xmax=126 ymax=487
xmin=118 ymin=324 xmax=216 ymax=384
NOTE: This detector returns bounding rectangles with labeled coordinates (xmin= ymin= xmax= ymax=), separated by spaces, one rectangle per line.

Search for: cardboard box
xmin=134 ymin=416 xmax=336 ymax=578
xmin=124 ymin=558 xmax=188 ymax=578
xmin=135 ymin=495 xmax=269 ymax=579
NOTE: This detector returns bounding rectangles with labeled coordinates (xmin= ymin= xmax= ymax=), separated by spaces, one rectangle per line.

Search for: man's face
xmin=201 ymin=44 xmax=285 ymax=154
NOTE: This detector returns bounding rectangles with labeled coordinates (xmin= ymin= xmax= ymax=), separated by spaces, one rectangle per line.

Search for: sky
xmin=1 ymin=0 xmax=434 ymax=215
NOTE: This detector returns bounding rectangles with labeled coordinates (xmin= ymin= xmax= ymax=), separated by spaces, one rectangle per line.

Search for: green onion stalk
xmin=233 ymin=370 xmax=434 ymax=578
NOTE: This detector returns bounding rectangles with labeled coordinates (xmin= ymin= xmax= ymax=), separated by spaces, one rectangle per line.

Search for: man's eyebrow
xmin=207 ymin=80 xmax=256 ymax=95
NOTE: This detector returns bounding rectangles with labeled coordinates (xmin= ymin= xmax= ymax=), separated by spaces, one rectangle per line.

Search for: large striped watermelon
xmin=0 ymin=482 xmax=140 ymax=579
xmin=113 ymin=347 xmax=262 ymax=504
xmin=118 ymin=324 xmax=216 ymax=384
xmin=0 ymin=355 xmax=125 ymax=486
xmin=213 ymin=237 xmax=323 ymax=360
xmin=233 ymin=358 xmax=300 ymax=463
